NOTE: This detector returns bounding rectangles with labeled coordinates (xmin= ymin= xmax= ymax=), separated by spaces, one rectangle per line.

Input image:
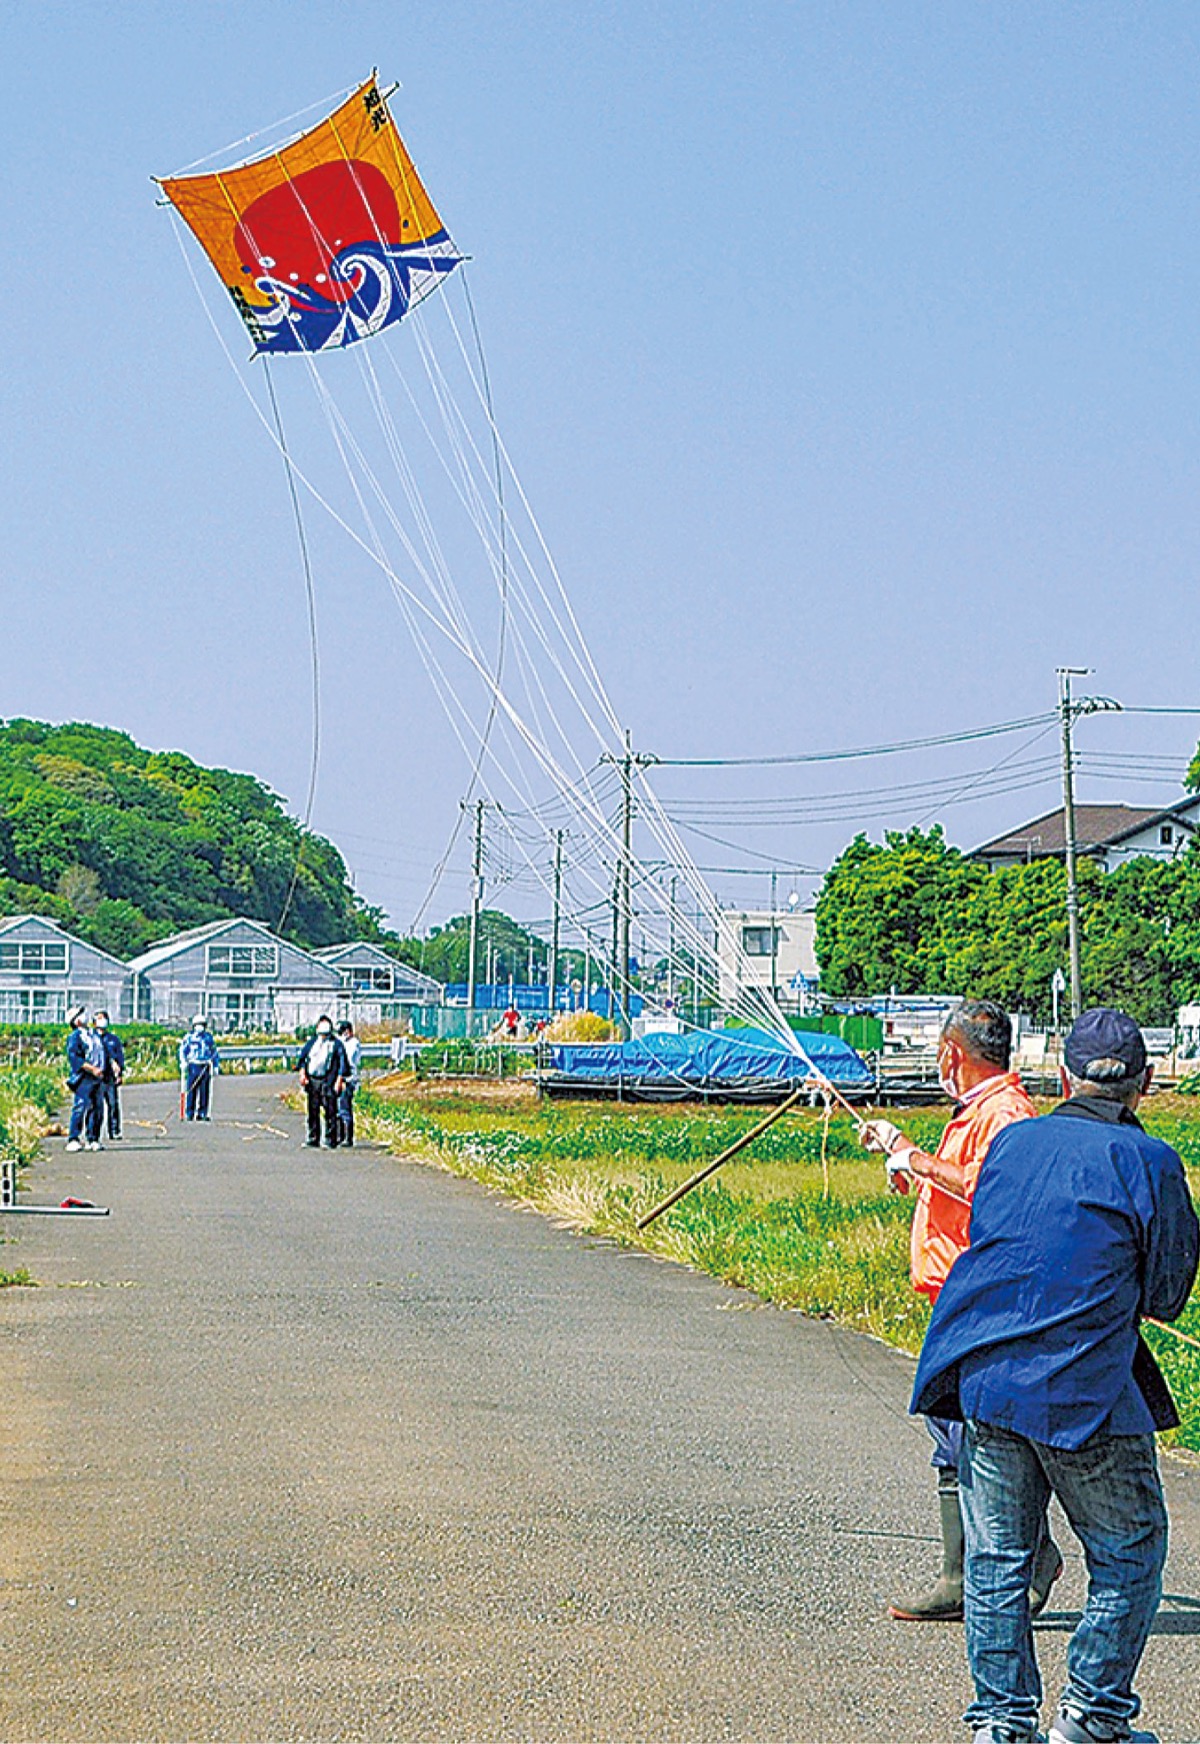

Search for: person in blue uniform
xmin=912 ymin=1008 xmax=1199 ymax=1744
xmin=65 ymin=1007 xmax=105 ymax=1151
xmin=95 ymin=1011 xmax=125 ymax=1140
xmin=179 ymin=1015 xmax=219 ymax=1120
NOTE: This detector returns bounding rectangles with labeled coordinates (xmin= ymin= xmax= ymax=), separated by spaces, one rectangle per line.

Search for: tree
xmin=815 ymin=830 xmax=1198 ymax=1025
xmin=0 ymin=718 xmax=386 ymax=957
xmin=397 ymin=911 xmax=550 ymax=985
xmin=814 ymin=827 xmax=979 ymax=996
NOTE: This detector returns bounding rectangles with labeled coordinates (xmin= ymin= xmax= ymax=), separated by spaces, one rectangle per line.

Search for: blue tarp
xmin=546 ymin=1026 xmax=872 ymax=1090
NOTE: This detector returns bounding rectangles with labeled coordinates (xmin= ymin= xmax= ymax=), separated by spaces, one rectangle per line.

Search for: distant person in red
xmin=503 ymin=1006 xmax=520 ymax=1038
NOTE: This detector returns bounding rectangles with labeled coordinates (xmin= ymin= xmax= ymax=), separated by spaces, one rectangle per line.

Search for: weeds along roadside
xmin=0 ymin=1064 xmax=62 ymax=1287
xmin=357 ymin=1082 xmax=1200 ymax=1454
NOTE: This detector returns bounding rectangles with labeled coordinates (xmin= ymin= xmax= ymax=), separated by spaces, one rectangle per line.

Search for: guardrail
xmin=216 ymin=1042 xmax=396 ymax=1069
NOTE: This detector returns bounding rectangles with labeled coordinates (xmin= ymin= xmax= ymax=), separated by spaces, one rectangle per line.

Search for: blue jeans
xmin=928 ymin=1412 xmax=964 ymax=1471
xmin=185 ymin=1063 xmax=212 ymax=1119
xmin=337 ymin=1082 xmax=356 ymax=1146
xmin=959 ymin=1419 xmax=1166 ymax=1740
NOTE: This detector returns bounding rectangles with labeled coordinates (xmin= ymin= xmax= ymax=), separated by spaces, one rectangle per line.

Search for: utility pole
xmin=466 ymin=797 xmax=486 ymax=1014
xmin=668 ymin=873 xmax=679 ymax=1007
xmin=769 ymin=870 xmax=779 ymax=1003
xmin=548 ymin=829 xmax=563 ymax=1019
xmin=1057 ymin=669 xmax=1122 ymax=1023
xmin=601 ymin=729 xmax=657 ymax=1039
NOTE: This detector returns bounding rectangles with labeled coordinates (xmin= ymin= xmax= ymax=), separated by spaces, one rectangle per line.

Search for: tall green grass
xmin=0 ymin=1065 xmax=63 ymax=1165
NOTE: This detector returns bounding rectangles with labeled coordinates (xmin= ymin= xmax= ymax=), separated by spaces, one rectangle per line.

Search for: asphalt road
xmin=2 ymin=1076 xmax=1199 ymax=1743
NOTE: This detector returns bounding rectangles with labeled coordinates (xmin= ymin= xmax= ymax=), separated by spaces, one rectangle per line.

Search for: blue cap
xmin=1064 ymin=1008 xmax=1147 ymax=1079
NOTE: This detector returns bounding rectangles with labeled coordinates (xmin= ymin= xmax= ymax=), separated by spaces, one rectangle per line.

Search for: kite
xmin=158 ymin=76 xmax=461 ymax=355
xmin=158 ymin=74 xmax=815 ymax=1073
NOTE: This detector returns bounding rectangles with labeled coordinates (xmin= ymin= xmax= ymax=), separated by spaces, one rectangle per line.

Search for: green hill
xmin=0 ymin=719 xmax=388 ymax=960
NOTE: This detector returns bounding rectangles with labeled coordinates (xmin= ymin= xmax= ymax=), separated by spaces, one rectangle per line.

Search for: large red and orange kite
xmin=159 ymin=76 xmax=461 ymax=355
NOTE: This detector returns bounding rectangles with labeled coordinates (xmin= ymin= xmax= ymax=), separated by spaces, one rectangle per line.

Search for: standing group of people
xmin=65 ymin=1007 xmax=125 ymax=1151
xmin=65 ymin=1012 xmax=364 ymax=1147
xmin=297 ymin=1016 xmax=361 ymax=1148
xmin=860 ymin=1002 xmax=1199 ymax=1744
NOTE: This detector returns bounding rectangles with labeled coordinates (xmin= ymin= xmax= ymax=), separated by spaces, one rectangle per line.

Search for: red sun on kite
xmin=233 ymin=160 xmax=405 ymax=298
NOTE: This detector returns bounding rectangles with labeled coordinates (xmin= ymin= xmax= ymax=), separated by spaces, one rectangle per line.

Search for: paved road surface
xmin=2 ymin=1077 xmax=1198 ymax=1742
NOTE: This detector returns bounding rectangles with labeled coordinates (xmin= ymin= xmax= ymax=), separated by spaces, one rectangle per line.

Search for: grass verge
xmin=358 ymin=1078 xmax=1200 ymax=1452
xmin=0 ymin=1065 xmax=64 ymax=1164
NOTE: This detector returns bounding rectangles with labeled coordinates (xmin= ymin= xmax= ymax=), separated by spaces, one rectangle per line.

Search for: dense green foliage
xmin=815 ymin=826 xmax=1200 ymax=1025
xmin=0 ymin=719 xmax=388 ymax=958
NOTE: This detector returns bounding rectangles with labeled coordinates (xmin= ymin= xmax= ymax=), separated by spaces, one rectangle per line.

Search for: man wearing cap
xmin=335 ymin=1019 xmax=362 ymax=1147
xmin=859 ymin=999 xmax=1059 ymax=1622
xmin=65 ymin=1007 xmax=106 ymax=1152
xmin=912 ymin=1008 xmax=1199 ymax=1744
xmin=179 ymin=1015 xmax=220 ymax=1121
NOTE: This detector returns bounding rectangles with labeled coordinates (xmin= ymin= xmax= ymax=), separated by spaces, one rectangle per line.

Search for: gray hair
xmin=1067 ymin=1056 xmax=1147 ymax=1104
xmin=942 ymin=999 xmax=1012 ymax=1070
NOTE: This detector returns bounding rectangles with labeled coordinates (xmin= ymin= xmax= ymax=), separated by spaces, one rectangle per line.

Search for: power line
xmin=657 ymin=712 xmax=1056 ymax=768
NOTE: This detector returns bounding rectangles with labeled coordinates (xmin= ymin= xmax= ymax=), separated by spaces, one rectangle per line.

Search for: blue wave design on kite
xmin=240 ymin=233 xmax=463 ymax=355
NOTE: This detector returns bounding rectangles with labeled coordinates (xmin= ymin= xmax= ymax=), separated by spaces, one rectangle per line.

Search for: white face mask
xmin=937 ymin=1047 xmax=958 ymax=1101
xmin=316 ymin=1025 xmax=332 ymax=1037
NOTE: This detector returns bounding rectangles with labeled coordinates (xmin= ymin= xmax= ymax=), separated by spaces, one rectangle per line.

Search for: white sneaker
xmin=1049 ymin=1715 xmax=1159 ymax=1744
xmin=65 ymin=1140 xmax=82 ymax=1152
xmin=86 ymin=1141 xmax=104 ymax=1152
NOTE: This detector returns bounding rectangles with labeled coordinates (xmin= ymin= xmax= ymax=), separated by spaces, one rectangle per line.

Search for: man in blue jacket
xmin=65 ymin=1007 xmax=105 ymax=1152
xmin=95 ymin=1011 xmax=125 ymax=1141
xmin=912 ymin=1009 xmax=1199 ymax=1744
xmin=179 ymin=1015 xmax=220 ymax=1121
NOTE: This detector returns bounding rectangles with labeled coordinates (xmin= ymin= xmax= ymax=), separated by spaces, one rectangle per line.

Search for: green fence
xmin=789 ymin=1013 xmax=884 ymax=1053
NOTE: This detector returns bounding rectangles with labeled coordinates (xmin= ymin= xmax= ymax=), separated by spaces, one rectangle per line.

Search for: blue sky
xmin=2 ymin=3 xmax=1199 ymax=937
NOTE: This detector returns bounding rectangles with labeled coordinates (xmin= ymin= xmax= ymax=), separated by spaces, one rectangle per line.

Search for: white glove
xmin=886 ymin=1150 xmax=916 ymax=1193
xmin=859 ymin=1118 xmax=905 ymax=1155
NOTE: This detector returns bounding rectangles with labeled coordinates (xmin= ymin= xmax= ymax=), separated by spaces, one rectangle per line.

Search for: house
xmin=970 ymin=797 xmax=1200 ymax=874
xmin=310 ymin=941 xmax=443 ymax=1022
xmin=125 ymin=917 xmax=342 ymax=1032
xmin=716 ymin=908 xmax=818 ymax=1009
xmin=0 ymin=914 xmax=128 ymax=1026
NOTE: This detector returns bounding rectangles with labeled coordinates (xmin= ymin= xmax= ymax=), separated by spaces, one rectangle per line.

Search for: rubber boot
xmin=888 ymin=1469 xmax=964 ymax=1621
xmin=1029 ymin=1525 xmax=1065 ymax=1618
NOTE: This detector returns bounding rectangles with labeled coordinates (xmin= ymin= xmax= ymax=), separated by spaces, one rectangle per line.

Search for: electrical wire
xmin=657 ymin=714 xmax=1058 ymax=768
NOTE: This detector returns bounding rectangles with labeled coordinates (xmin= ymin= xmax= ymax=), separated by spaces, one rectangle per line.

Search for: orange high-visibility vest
xmin=910 ymin=1071 xmax=1037 ymax=1301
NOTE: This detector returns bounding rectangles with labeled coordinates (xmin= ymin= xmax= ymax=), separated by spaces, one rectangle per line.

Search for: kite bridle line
xmin=202 ymin=165 xmax=323 ymax=937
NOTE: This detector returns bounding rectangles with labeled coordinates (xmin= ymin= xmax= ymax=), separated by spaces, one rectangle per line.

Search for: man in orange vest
xmin=860 ymin=999 xmax=1063 ymax=1622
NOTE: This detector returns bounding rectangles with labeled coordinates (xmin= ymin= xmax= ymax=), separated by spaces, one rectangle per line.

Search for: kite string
xmin=166 ymin=183 xmax=794 ymax=1030
xmin=407 ymin=267 xmax=508 ymax=935
xmin=263 ymin=361 xmax=321 ymax=934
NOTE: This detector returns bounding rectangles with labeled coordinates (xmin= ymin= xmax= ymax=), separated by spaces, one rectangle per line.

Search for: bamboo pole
xmin=636 ymin=1087 xmax=808 ymax=1229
